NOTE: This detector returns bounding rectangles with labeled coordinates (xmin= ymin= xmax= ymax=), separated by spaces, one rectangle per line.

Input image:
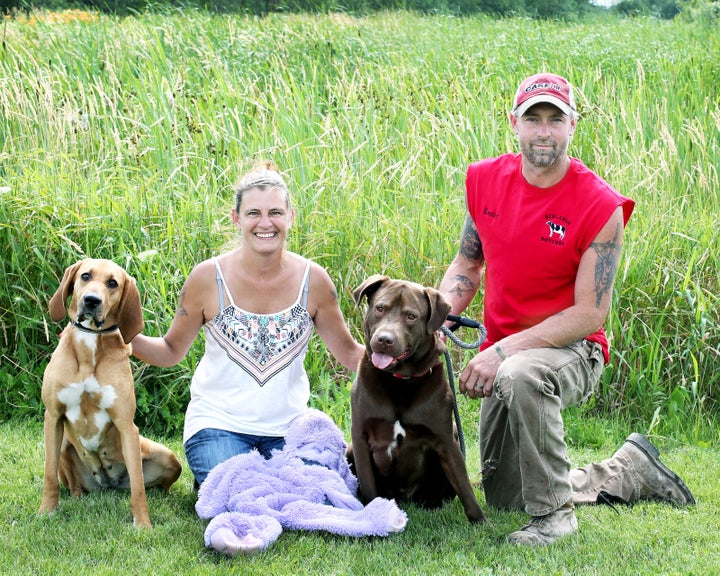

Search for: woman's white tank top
xmin=183 ymin=259 xmax=314 ymax=443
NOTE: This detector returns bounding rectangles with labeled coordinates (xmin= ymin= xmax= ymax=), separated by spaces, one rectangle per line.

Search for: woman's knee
xmin=184 ymin=429 xmax=254 ymax=486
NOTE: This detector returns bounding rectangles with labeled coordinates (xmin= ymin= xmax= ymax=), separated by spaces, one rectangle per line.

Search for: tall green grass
xmin=1 ymin=11 xmax=718 ymax=439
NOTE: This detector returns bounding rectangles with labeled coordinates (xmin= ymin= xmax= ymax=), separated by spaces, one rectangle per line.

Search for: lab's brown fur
xmin=348 ymin=275 xmax=485 ymax=523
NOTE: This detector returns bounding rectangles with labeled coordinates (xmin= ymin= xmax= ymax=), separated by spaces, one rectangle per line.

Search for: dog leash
xmin=441 ymin=315 xmax=487 ymax=459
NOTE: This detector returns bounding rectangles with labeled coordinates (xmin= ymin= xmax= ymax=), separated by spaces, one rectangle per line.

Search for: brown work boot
xmin=507 ymin=503 xmax=578 ymax=546
xmin=620 ymin=433 xmax=695 ymax=506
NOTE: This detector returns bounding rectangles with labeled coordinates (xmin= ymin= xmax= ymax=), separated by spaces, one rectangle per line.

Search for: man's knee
xmin=493 ymin=355 xmax=544 ymax=408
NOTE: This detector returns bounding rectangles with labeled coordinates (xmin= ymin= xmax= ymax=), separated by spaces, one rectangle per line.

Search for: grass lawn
xmin=2 ymin=419 xmax=717 ymax=575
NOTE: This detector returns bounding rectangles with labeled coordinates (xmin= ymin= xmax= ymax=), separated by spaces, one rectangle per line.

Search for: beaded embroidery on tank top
xmin=205 ymin=259 xmax=313 ymax=386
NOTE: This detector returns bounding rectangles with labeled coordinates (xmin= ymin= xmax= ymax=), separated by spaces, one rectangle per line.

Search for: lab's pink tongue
xmin=371 ymin=352 xmax=395 ymax=370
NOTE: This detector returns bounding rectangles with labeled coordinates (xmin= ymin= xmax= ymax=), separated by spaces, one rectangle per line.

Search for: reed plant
xmin=0 ymin=11 xmax=718 ymax=443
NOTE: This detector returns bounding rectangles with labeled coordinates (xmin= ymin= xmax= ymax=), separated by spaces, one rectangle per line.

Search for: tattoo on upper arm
xmin=591 ymin=223 xmax=622 ymax=308
xmin=459 ymin=216 xmax=483 ymax=261
xmin=177 ymin=281 xmax=189 ymax=317
xmin=449 ymin=275 xmax=476 ymax=299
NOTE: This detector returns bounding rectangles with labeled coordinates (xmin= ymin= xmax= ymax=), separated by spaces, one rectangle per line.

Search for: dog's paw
xmin=38 ymin=504 xmax=57 ymax=515
xmin=132 ymin=516 xmax=153 ymax=529
xmin=210 ymin=527 xmax=265 ymax=556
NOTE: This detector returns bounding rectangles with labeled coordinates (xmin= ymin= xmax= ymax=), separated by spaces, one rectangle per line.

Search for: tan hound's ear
xmin=117 ymin=273 xmax=144 ymax=344
xmin=48 ymin=261 xmax=84 ymax=322
xmin=424 ymin=287 xmax=452 ymax=335
xmin=352 ymin=274 xmax=390 ymax=306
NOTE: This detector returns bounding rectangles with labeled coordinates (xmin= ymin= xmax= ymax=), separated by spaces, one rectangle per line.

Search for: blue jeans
xmin=184 ymin=428 xmax=286 ymax=487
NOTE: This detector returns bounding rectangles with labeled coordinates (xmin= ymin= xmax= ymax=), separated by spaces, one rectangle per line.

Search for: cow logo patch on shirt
xmin=546 ymin=220 xmax=566 ymax=239
xmin=542 ymin=214 xmax=570 ymax=246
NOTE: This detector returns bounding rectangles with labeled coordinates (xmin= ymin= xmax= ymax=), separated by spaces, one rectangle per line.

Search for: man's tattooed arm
xmin=591 ymin=222 xmax=622 ymax=308
xmin=459 ymin=214 xmax=483 ymax=261
xmin=448 ymin=215 xmax=484 ymax=299
xmin=449 ymin=274 xmax=476 ymax=300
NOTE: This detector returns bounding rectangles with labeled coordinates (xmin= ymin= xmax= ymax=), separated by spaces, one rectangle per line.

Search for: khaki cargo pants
xmin=479 ymin=339 xmax=638 ymax=516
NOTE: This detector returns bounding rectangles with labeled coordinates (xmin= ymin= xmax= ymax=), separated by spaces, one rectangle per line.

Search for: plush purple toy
xmin=196 ymin=408 xmax=407 ymax=555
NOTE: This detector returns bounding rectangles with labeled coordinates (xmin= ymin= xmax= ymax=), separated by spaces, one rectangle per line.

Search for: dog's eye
xmin=407 ymin=313 xmax=417 ymax=321
xmin=107 ymin=279 xmax=118 ymax=289
xmin=80 ymin=272 xmax=91 ymax=282
xmin=375 ymin=305 xmax=384 ymax=314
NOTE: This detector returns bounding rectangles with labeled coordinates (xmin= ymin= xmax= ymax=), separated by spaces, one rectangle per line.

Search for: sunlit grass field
xmin=1 ymin=10 xmax=718 ymax=441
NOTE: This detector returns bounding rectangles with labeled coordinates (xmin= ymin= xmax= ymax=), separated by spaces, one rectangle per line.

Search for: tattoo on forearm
xmin=459 ymin=216 xmax=483 ymax=261
xmin=177 ymin=282 xmax=189 ymax=317
xmin=449 ymin=275 xmax=476 ymax=299
xmin=591 ymin=224 xmax=621 ymax=308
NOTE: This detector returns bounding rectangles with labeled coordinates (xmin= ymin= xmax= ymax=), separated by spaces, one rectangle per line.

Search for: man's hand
xmin=459 ymin=347 xmax=504 ymax=399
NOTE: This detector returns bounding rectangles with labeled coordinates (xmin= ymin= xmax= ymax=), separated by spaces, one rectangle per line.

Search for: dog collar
xmin=392 ymin=361 xmax=443 ymax=380
xmin=71 ymin=321 xmax=120 ymax=335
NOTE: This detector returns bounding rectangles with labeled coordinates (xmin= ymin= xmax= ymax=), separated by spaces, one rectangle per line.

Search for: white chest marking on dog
xmin=74 ymin=330 xmax=98 ymax=364
xmin=57 ymin=377 xmax=117 ymax=451
xmin=387 ymin=420 xmax=407 ymax=459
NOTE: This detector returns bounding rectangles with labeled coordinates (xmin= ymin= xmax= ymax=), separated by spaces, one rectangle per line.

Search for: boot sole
xmin=625 ymin=433 xmax=695 ymax=506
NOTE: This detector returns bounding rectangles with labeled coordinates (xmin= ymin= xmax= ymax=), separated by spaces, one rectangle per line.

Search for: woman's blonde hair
xmin=233 ymin=160 xmax=291 ymax=212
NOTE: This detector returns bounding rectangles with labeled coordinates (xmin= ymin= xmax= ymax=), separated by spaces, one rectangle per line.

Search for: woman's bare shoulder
xmin=299 ymin=256 xmax=331 ymax=285
xmin=304 ymin=257 xmax=345 ymax=308
xmin=187 ymin=257 xmax=217 ymax=278
xmin=181 ymin=257 xmax=222 ymax=296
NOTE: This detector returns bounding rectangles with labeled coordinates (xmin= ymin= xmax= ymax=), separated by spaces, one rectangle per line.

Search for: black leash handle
xmin=446 ymin=314 xmax=483 ymax=332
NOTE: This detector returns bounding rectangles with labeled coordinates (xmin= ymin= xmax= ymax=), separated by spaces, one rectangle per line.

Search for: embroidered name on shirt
xmin=483 ymin=206 xmax=500 ymax=219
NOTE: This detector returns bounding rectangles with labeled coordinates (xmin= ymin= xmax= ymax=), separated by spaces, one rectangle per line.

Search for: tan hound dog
xmin=39 ymin=259 xmax=181 ymax=528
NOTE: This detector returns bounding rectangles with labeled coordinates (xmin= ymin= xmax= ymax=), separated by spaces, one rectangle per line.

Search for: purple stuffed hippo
xmin=195 ymin=408 xmax=407 ymax=555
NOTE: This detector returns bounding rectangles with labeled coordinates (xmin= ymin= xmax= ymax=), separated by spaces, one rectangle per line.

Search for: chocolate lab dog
xmin=348 ymin=275 xmax=485 ymax=523
xmin=39 ymin=259 xmax=182 ymax=528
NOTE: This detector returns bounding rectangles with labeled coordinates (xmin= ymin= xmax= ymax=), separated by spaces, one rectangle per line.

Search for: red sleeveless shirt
xmin=466 ymin=153 xmax=635 ymax=363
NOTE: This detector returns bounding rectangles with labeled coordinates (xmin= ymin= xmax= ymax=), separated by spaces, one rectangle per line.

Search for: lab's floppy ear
xmin=352 ymin=275 xmax=390 ymax=307
xmin=116 ymin=273 xmax=144 ymax=344
xmin=424 ymin=288 xmax=452 ymax=335
xmin=48 ymin=260 xmax=84 ymax=322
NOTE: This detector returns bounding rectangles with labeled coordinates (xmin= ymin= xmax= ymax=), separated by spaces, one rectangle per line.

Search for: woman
xmin=132 ymin=162 xmax=364 ymax=487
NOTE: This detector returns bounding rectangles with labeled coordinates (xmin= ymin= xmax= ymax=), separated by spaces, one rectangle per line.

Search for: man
xmin=438 ymin=72 xmax=694 ymax=546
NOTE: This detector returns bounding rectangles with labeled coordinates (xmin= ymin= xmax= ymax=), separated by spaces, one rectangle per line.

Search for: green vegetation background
xmin=1 ymin=8 xmax=718 ymax=443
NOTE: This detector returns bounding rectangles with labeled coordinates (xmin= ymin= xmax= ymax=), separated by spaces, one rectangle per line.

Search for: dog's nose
xmin=375 ymin=332 xmax=395 ymax=347
xmin=83 ymin=294 xmax=102 ymax=310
